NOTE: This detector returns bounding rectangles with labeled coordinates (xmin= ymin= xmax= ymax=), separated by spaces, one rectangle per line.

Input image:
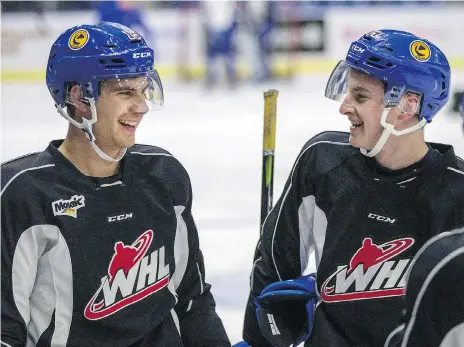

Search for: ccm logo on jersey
xmin=52 ymin=195 xmax=85 ymax=218
xmin=84 ymin=230 xmax=170 ymax=320
xmin=133 ymin=51 xmax=151 ymax=58
xmin=368 ymin=213 xmax=396 ymax=224
xmin=321 ymin=237 xmax=415 ymax=303
xmin=108 ymin=213 xmax=133 ymax=223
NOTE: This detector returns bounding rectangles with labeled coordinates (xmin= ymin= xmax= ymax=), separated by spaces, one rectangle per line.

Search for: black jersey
xmin=385 ymin=227 xmax=464 ymax=347
xmin=1 ymin=140 xmax=230 ymax=347
xmin=243 ymin=131 xmax=464 ymax=347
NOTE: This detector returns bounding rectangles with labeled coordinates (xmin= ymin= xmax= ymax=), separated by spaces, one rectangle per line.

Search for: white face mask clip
xmin=360 ymin=104 xmax=427 ymax=158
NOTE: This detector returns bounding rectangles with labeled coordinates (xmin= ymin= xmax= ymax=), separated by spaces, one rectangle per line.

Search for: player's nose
xmin=339 ymin=95 xmax=355 ymax=116
xmin=129 ymin=95 xmax=149 ymax=114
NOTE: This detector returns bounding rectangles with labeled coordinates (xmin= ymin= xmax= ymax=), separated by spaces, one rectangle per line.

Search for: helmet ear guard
xmin=397 ymin=92 xmax=421 ymax=116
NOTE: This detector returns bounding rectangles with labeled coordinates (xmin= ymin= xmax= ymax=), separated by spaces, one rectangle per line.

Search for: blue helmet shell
xmin=46 ymin=22 xmax=156 ymax=106
xmin=345 ymin=29 xmax=450 ymax=122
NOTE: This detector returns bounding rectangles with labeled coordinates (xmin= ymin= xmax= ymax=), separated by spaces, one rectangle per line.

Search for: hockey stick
xmin=260 ymin=89 xmax=279 ymax=232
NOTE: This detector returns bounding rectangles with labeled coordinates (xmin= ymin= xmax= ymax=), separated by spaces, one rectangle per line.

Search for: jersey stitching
xmin=447 ymin=167 xmax=464 ymax=176
xmin=129 ymin=152 xmax=172 ymax=157
xmin=1 ymin=152 xmax=41 ymax=166
xmin=1 ymin=164 xmax=55 ymax=196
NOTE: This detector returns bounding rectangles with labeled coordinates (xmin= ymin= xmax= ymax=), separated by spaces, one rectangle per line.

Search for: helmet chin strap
xmin=57 ymin=98 xmax=126 ymax=162
xmin=360 ymin=107 xmax=427 ymax=157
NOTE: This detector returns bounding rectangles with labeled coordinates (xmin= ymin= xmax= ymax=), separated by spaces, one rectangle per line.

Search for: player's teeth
xmin=119 ymin=120 xmax=136 ymax=126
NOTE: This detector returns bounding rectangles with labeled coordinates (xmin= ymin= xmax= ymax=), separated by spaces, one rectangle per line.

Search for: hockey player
xmin=242 ymin=29 xmax=464 ymax=347
xmin=384 ymin=226 xmax=464 ymax=347
xmin=1 ymin=22 xmax=230 ymax=347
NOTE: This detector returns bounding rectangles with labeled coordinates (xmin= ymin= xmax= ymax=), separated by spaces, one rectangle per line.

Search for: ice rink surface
xmin=2 ymin=75 xmax=463 ymax=344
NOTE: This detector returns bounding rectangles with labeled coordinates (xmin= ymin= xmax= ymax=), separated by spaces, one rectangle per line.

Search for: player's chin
xmin=118 ymin=136 xmax=136 ymax=149
xmin=348 ymin=135 xmax=363 ymax=149
xmin=350 ymin=138 xmax=376 ymax=153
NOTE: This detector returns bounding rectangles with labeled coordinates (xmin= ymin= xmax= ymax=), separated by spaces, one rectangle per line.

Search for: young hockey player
xmin=1 ymin=22 xmax=230 ymax=347
xmin=384 ymin=226 xmax=464 ymax=347
xmin=384 ymin=86 xmax=464 ymax=347
xmin=242 ymin=29 xmax=464 ymax=347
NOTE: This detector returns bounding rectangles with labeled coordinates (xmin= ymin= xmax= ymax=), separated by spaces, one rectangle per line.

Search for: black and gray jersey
xmin=243 ymin=131 xmax=464 ymax=347
xmin=1 ymin=140 xmax=230 ymax=347
xmin=385 ymin=226 xmax=464 ymax=347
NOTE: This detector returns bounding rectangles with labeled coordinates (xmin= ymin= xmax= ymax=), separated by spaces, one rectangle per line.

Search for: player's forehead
xmin=102 ymin=76 xmax=149 ymax=91
xmin=347 ymin=68 xmax=385 ymax=95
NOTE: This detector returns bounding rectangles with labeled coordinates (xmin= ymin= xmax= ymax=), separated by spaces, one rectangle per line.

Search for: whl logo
xmin=84 ymin=230 xmax=170 ymax=320
xmin=52 ymin=195 xmax=85 ymax=218
xmin=321 ymin=237 xmax=414 ymax=303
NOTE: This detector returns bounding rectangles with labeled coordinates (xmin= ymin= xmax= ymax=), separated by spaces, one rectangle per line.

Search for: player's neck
xmin=374 ymin=133 xmax=429 ymax=171
xmin=58 ymin=135 xmax=121 ymax=178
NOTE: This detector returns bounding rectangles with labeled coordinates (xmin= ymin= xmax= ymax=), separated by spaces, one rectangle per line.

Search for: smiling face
xmin=338 ymin=69 xmax=386 ymax=150
xmin=92 ymin=76 xmax=150 ymax=153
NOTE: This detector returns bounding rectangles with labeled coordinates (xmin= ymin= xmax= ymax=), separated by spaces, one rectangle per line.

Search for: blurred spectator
xmin=202 ymin=1 xmax=239 ymax=89
xmin=94 ymin=1 xmax=153 ymax=48
xmin=171 ymin=1 xmax=202 ymax=82
xmin=244 ymin=1 xmax=275 ymax=83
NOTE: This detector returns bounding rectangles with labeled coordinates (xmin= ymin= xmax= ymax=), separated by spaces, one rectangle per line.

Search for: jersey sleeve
xmin=166 ymin=161 xmax=230 ymax=347
xmin=1 ymin=156 xmax=59 ymax=347
xmin=1 ymin=173 xmax=29 ymax=346
xmin=242 ymin=139 xmax=323 ymax=346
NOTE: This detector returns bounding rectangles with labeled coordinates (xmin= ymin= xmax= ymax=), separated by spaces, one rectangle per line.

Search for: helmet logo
xmin=69 ymin=29 xmax=89 ymax=50
xmin=410 ymin=40 xmax=431 ymax=62
xmin=368 ymin=31 xmax=384 ymax=40
xmin=351 ymin=44 xmax=365 ymax=54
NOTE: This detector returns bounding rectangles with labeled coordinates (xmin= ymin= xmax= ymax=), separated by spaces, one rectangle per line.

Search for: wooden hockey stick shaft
xmin=260 ymin=89 xmax=279 ymax=231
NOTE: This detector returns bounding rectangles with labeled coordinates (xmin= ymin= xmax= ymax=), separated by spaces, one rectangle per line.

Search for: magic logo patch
xmin=52 ymin=195 xmax=85 ymax=218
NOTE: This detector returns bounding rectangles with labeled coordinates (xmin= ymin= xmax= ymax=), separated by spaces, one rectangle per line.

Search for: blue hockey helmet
xmin=325 ymin=29 xmax=450 ymax=157
xmin=325 ymin=29 xmax=450 ymax=123
xmin=47 ymin=21 xmax=163 ymax=109
xmin=46 ymin=22 xmax=163 ymax=161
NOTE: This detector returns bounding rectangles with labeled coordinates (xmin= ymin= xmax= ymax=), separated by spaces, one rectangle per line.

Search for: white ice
xmin=2 ymin=75 xmax=463 ymax=344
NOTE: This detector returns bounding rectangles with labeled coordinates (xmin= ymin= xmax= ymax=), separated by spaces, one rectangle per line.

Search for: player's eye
xmin=118 ymin=91 xmax=133 ymax=97
xmin=354 ymin=94 xmax=368 ymax=103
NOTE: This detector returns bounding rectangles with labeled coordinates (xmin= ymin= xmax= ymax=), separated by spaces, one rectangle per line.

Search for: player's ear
xmin=399 ymin=93 xmax=420 ymax=117
xmin=69 ymin=85 xmax=89 ymax=113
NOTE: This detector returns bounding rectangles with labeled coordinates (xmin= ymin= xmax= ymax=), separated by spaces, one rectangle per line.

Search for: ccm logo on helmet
xmin=133 ymin=52 xmax=152 ymax=59
xmin=351 ymin=45 xmax=365 ymax=54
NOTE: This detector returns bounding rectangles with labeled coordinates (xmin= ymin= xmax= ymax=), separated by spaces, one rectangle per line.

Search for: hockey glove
xmin=254 ymin=274 xmax=318 ymax=347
